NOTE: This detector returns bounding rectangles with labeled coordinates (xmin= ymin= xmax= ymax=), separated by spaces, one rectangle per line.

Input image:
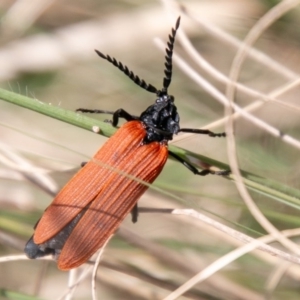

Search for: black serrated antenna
xmin=94 ymin=17 xmax=180 ymax=96
xmin=95 ymin=50 xmax=158 ymax=94
xmin=162 ymin=17 xmax=180 ymax=93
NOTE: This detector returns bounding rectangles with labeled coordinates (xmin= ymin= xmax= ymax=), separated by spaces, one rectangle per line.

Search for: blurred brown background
xmin=0 ymin=0 xmax=300 ymax=299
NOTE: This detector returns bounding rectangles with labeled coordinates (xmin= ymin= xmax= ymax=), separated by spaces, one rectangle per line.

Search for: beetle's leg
xmin=179 ymin=128 xmax=225 ymax=138
xmin=76 ymin=108 xmax=139 ymax=127
xmin=168 ymin=151 xmax=230 ymax=176
xmin=131 ymin=204 xmax=139 ymax=223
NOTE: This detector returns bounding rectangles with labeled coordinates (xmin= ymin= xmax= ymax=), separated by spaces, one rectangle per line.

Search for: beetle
xmin=24 ymin=17 xmax=227 ymax=270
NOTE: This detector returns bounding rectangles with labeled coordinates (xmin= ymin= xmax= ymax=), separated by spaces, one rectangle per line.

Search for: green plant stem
xmin=0 ymin=87 xmax=115 ymax=138
xmin=1 ymin=87 xmax=299 ymax=211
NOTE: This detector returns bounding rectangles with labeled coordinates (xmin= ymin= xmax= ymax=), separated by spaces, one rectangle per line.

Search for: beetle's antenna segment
xmin=162 ymin=17 xmax=181 ymax=93
xmin=95 ymin=17 xmax=180 ymax=97
xmin=95 ymin=50 xmax=158 ymax=94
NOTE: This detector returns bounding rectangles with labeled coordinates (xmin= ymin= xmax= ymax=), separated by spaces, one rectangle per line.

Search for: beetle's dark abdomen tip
xmin=24 ymin=236 xmax=55 ymax=259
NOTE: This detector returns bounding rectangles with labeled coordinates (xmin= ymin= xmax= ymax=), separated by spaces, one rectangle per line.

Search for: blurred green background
xmin=0 ymin=0 xmax=300 ymax=299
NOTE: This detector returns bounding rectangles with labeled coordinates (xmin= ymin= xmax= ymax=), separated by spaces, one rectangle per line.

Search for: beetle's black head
xmin=139 ymin=91 xmax=179 ymax=144
xmin=95 ymin=17 xmax=181 ymax=143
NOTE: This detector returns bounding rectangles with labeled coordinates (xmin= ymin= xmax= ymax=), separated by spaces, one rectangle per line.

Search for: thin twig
xmin=225 ymin=0 xmax=300 ymax=256
xmin=163 ymin=225 xmax=300 ymax=300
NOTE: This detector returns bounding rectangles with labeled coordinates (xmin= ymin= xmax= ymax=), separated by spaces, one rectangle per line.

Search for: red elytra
xmin=33 ymin=121 xmax=168 ymax=270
